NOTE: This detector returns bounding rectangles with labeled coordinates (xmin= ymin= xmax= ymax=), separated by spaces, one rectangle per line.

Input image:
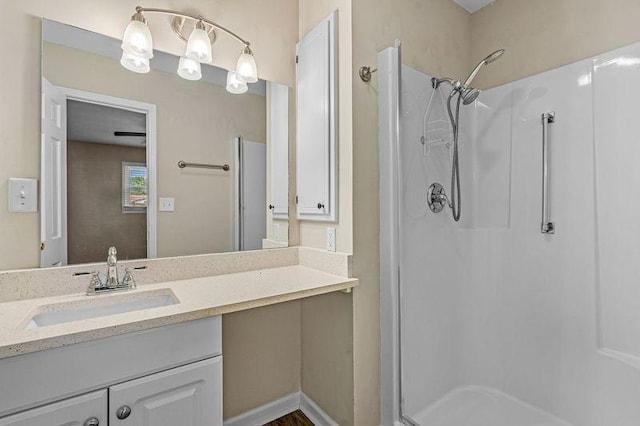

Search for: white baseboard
xmin=224 ymin=391 xmax=337 ymax=426
xmin=299 ymin=392 xmax=338 ymax=426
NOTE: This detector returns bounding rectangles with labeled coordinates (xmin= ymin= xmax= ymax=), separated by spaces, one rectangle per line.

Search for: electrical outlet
xmin=326 ymin=227 xmax=336 ymax=252
xmin=159 ymin=197 xmax=175 ymax=212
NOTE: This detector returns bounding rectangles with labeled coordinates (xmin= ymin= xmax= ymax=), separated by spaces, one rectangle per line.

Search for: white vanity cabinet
xmin=108 ymin=357 xmax=222 ymax=426
xmin=0 ymin=317 xmax=222 ymax=426
xmin=0 ymin=390 xmax=106 ymax=426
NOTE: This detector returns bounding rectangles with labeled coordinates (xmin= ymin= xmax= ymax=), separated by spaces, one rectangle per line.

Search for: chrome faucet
xmin=86 ymin=247 xmax=138 ymax=295
xmin=106 ymin=247 xmax=119 ymax=287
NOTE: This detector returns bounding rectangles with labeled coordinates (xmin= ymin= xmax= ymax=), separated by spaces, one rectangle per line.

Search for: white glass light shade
xmin=226 ymin=71 xmax=248 ymax=94
xmin=177 ymin=57 xmax=202 ymax=81
xmin=235 ymin=51 xmax=258 ymax=83
xmin=120 ymin=51 xmax=150 ymax=74
xmin=121 ymin=20 xmax=153 ymax=59
xmin=186 ymin=27 xmax=213 ymax=63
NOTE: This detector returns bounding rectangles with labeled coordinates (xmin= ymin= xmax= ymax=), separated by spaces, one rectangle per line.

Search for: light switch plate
xmin=8 ymin=178 xmax=38 ymax=213
xmin=326 ymin=227 xmax=336 ymax=252
xmin=159 ymin=197 xmax=175 ymax=212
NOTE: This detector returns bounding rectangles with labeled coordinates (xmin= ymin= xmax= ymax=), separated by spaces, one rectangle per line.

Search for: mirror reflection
xmin=39 ymin=19 xmax=290 ymax=268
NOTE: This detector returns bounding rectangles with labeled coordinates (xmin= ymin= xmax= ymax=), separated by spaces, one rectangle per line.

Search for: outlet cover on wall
xmin=159 ymin=197 xmax=175 ymax=212
xmin=326 ymin=227 xmax=336 ymax=252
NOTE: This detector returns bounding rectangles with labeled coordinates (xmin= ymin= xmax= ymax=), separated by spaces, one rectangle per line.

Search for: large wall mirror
xmin=33 ymin=19 xmax=291 ymax=269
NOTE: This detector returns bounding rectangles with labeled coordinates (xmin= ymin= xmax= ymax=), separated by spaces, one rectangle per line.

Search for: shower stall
xmin=379 ymin=40 xmax=640 ymax=426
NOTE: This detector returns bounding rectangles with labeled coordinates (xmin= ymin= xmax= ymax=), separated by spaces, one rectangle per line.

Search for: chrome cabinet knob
xmin=116 ymin=405 xmax=132 ymax=420
xmin=84 ymin=417 xmax=99 ymax=426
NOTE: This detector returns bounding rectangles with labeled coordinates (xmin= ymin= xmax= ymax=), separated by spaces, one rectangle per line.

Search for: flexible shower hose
xmin=446 ymin=91 xmax=462 ymax=222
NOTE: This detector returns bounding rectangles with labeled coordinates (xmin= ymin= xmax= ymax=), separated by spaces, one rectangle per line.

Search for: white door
xmin=40 ymin=78 xmax=67 ymax=267
xmin=234 ymin=138 xmax=267 ymax=251
xmin=108 ymin=357 xmax=222 ymax=426
xmin=296 ymin=11 xmax=338 ymax=221
xmin=0 ymin=390 xmax=107 ymax=426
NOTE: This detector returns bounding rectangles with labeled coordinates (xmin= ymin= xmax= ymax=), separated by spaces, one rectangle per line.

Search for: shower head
xmin=463 ymin=49 xmax=505 ymax=88
xmin=462 ymin=87 xmax=481 ymax=105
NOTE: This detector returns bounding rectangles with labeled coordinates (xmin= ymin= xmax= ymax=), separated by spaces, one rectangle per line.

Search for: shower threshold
xmin=409 ymin=386 xmax=572 ymax=426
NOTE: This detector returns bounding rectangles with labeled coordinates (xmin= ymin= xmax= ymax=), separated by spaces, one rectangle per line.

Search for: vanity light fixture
xmin=120 ymin=51 xmax=151 ymax=73
xmin=177 ymin=57 xmax=202 ymax=81
xmin=236 ymin=46 xmax=258 ymax=83
xmin=185 ymin=20 xmax=213 ymax=63
xmin=226 ymin=71 xmax=248 ymax=94
xmin=121 ymin=6 xmax=258 ymax=92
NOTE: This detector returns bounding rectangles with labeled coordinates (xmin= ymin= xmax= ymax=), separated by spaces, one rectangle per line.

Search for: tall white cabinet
xmin=296 ymin=11 xmax=338 ymax=222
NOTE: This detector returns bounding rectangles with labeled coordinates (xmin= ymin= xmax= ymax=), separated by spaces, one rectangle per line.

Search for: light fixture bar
xmin=135 ymin=6 xmax=251 ymax=47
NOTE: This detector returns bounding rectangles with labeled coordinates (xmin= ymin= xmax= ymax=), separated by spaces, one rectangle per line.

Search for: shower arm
xmin=431 ymin=77 xmax=461 ymax=91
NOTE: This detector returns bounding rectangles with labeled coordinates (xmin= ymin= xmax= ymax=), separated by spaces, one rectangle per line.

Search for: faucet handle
xmin=87 ymin=271 xmax=104 ymax=294
xmin=122 ymin=268 xmax=137 ymax=290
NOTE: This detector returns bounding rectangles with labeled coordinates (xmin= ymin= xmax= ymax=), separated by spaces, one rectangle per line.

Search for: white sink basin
xmin=25 ymin=289 xmax=179 ymax=329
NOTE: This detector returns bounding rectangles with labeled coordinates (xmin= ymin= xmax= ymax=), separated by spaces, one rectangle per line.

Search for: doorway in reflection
xmin=67 ymin=100 xmax=148 ymax=264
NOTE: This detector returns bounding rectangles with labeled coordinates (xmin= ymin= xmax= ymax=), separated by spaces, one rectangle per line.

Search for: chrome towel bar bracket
xmin=359 ymin=66 xmax=378 ymax=82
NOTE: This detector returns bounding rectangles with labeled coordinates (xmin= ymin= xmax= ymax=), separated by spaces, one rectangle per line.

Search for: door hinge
xmin=295 ymin=195 xmax=299 ymax=204
xmin=295 ymin=55 xmax=299 ymax=64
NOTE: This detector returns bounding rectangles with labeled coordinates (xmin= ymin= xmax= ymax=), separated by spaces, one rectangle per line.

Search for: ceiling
xmin=67 ymin=100 xmax=147 ymax=148
xmin=452 ymin=0 xmax=495 ymax=13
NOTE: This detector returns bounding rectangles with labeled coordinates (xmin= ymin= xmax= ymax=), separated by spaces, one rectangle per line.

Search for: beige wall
xmin=350 ymin=0 xmax=470 ymax=425
xmin=222 ymin=301 xmax=302 ymax=419
xmin=471 ymin=0 xmax=640 ymax=89
xmin=67 ymin=141 xmax=147 ymax=264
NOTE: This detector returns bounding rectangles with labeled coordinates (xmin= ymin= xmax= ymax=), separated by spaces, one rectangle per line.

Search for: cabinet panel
xmin=0 ymin=390 xmax=106 ymax=426
xmin=268 ymin=82 xmax=290 ymax=220
xmin=296 ymin=11 xmax=338 ymax=222
xmin=109 ymin=357 xmax=222 ymax=426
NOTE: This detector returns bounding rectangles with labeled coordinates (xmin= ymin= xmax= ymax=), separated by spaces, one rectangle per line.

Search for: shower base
xmin=409 ymin=386 xmax=572 ymax=426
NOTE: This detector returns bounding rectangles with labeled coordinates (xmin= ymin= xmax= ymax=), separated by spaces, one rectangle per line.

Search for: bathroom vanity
xmin=0 ymin=247 xmax=357 ymax=425
xmin=0 ymin=318 xmax=222 ymax=426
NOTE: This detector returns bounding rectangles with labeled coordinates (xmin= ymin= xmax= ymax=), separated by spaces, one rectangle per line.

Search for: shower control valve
xmin=427 ymin=182 xmax=448 ymax=214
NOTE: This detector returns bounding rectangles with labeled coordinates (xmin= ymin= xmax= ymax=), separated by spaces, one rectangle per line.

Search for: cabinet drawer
xmin=0 ymin=389 xmax=106 ymax=426
xmin=0 ymin=316 xmax=221 ymax=417
xmin=109 ymin=357 xmax=222 ymax=426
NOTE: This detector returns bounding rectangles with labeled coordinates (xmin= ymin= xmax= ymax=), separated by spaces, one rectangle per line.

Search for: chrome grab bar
xmin=541 ymin=112 xmax=555 ymax=234
xmin=177 ymin=161 xmax=230 ymax=171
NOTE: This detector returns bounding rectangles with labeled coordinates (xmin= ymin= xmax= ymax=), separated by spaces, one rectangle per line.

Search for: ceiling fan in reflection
xmin=114 ymin=131 xmax=147 ymax=145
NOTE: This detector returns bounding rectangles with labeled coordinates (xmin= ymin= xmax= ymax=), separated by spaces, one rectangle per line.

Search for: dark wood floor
xmin=264 ymin=410 xmax=314 ymax=426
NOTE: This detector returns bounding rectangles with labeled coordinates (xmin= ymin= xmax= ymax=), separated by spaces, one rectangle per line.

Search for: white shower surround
xmin=380 ymin=40 xmax=640 ymax=426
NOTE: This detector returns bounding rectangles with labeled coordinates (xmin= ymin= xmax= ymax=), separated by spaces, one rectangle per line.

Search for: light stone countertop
xmin=0 ymin=264 xmax=358 ymax=359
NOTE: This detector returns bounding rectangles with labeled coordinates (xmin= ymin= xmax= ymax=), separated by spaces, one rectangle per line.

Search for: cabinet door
xmin=109 ymin=357 xmax=222 ymax=426
xmin=0 ymin=389 xmax=106 ymax=426
xmin=296 ymin=10 xmax=338 ymax=222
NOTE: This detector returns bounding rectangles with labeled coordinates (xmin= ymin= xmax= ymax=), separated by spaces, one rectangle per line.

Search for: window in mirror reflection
xmin=122 ymin=163 xmax=148 ymax=213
